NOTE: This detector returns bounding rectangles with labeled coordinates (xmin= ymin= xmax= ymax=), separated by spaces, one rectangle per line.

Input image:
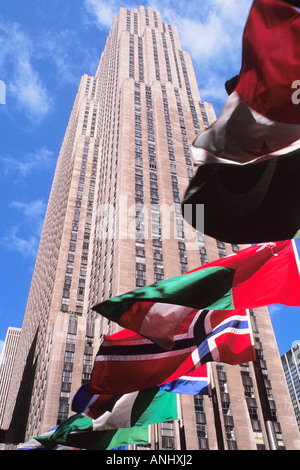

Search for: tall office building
xmin=3 ymin=7 xmax=300 ymax=450
xmin=281 ymin=341 xmax=300 ymax=430
xmin=0 ymin=327 xmax=21 ymax=430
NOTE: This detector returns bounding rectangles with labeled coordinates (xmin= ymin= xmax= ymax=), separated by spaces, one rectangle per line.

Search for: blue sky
xmin=0 ymin=0 xmax=299 ymax=357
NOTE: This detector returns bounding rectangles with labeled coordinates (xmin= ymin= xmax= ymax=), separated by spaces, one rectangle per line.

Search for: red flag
xmin=93 ymin=241 xmax=300 ymax=350
xmin=192 ymin=0 xmax=300 ymax=166
xmin=88 ymin=308 xmax=255 ymax=395
xmin=182 ymin=0 xmax=300 ymax=243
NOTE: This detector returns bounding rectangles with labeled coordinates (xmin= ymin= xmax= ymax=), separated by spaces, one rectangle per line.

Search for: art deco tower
xmin=3 ymin=7 xmax=300 ymax=450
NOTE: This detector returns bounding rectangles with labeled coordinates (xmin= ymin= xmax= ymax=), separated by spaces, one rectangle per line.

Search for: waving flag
xmin=93 ymin=241 xmax=300 ymax=350
xmin=89 ymin=311 xmax=200 ymax=394
xmin=89 ymin=308 xmax=255 ymax=395
xmin=182 ymin=0 xmax=300 ymax=243
xmin=35 ymin=423 xmax=149 ymax=451
xmin=72 ymin=385 xmax=177 ymax=426
xmin=19 ymin=428 xmax=81 ymax=451
xmin=159 ymin=364 xmax=211 ymax=395
xmin=72 ymin=368 xmax=209 ymax=426
xmin=35 ymin=387 xmax=176 ymax=450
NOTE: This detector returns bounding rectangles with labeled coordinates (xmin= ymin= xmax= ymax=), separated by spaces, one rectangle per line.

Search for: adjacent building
xmin=3 ymin=7 xmax=300 ymax=450
xmin=281 ymin=341 xmax=300 ymax=430
xmin=0 ymin=328 xmax=21 ymax=430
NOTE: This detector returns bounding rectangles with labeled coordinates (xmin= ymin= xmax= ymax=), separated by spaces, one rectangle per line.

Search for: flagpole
xmin=177 ymin=394 xmax=186 ymax=450
xmin=253 ymin=350 xmax=279 ymax=450
xmin=247 ymin=309 xmax=279 ymax=450
xmin=210 ymin=365 xmax=225 ymax=450
xmin=154 ymin=423 xmax=159 ymax=450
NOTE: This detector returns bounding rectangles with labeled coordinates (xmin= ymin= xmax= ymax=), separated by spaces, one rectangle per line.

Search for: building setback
xmin=3 ymin=7 xmax=300 ymax=450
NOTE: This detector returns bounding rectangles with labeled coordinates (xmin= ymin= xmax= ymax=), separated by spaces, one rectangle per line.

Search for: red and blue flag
xmin=88 ymin=308 xmax=254 ymax=395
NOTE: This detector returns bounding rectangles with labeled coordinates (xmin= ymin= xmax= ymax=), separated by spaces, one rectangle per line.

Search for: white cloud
xmin=0 ymin=340 xmax=4 ymax=358
xmin=0 ymin=146 xmax=54 ymax=179
xmin=37 ymin=28 xmax=99 ymax=86
xmin=268 ymin=304 xmax=284 ymax=318
xmin=84 ymin=0 xmax=118 ymax=28
xmin=2 ymin=227 xmax=39 ymax=258
xmin=1 ymin=199 xmax=47 ymax=259
xmin=0 ymin=21 xmax=53 ymax=121
xmin=9 ymin=59 xmax=52 ymax=121
xmin=10 ymin=199 xmax=46 ymax=231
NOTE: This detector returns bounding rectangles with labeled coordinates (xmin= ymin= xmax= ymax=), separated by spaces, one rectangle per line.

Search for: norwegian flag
xmin=88 ymin=309 xmax=255 ymax=395
xmin=159 ymin=363 xmax=211 ymax=395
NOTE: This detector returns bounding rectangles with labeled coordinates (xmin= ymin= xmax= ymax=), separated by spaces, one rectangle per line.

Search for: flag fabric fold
xmin=73 ymin=386 xmax=178 ymax=429
xmin=35 ymin=423 xmax=150 ymax=451
xmin=35 ymin=387 xmax=176 ymax=450
xmin=19 ymin=428 xmax=82 ymax=451
xmin=72 ymin=366 xmax=209 ymax=423
xmin=92 ymin=241 xmax=300 ymax=350
xmin=192 ymin=0 xmax=300 ymax=165
xmin=159 ymin=364 xmax=211 ymax=395
xmin=182 ymin=0 xmax=300 ymax=243
xmin=89 ymin=308 xmax=255 ymax=394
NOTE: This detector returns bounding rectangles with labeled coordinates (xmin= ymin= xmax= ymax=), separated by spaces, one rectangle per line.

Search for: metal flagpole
xmin=154 ymin=423 xmax=159 ymax=450
xmin=177 ymin=394 xmax=186 ymax=450
xmin=246 ymin=309 xmax=279 ymax=450
xmin=253 ymin=351 xmax=279 ymax=450
xmin=210 ymin=364 xmax=225 ymax=450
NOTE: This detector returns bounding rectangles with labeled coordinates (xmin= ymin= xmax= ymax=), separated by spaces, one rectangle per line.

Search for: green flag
xmin=35 ymin=388 xmax=177 ymax=450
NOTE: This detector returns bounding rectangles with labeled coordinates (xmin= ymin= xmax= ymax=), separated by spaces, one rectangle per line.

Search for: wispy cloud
xmin=37 ymin=28 xmax=99 ymax=86
xmin=0 ymin=146 xmax=54 ymax=179
xmin=0 ymin=21 xmax=54 ymax=122
xmin=0 ymin=340 xmax=4 ymax=360
xmin=268 ymin=304 xmax=284 ymax=318
xmin=84 ymin=0 xmax=118 ymax=28
xmin=2 ymin=227 xmax=39 ymax=259
xmin=10 ymin=199 xmax=46 ymax=232
xmin=1 ymin=199 xmax=47 ymax=258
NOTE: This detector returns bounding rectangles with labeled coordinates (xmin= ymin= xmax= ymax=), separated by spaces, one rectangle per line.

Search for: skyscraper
xmin=3 ymin=6 xmax=300 ymax=450
xmin=281 ymin=341 xmax=300 ymax=430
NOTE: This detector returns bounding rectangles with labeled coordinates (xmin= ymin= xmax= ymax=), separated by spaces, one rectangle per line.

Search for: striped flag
xmin=182 ymin=0 xmax=300 ymax=243
xmin=93 ymin=241 xmax=300 ymax=350
xmin=88 ymin=308 xmax=255 ymax=395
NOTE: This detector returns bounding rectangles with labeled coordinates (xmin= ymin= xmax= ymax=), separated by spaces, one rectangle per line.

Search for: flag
xmin=182 ymin=0 xmax=300 ymax=243
xmin=36 ymin=423 xmax=149 ymax=451
xmin=18 ymin=427 xmax=82 ymax=450
xmin=159 ymin=364 xmax=211 ymax=395
xmin=73 ymin=368 xmax=209 ymax=425
xmin=72 ymin=384 xmax=177 ymax=426
xmin=89 ymin=308 xmax=255 ymax=394
xmin=92 ymin=241 xmax=300 ymax=350
xmin=35 ymin=387 xmax=177 ymax=450
xmin=89 ymin=312 xmax=200 ymax=394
